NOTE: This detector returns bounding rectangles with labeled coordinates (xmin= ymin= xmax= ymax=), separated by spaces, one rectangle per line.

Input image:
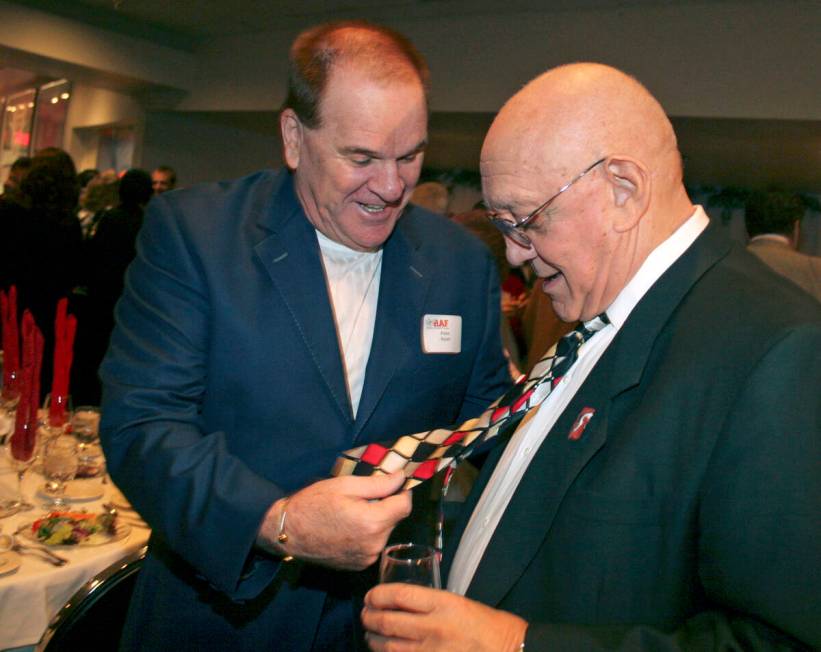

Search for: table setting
xmin=0 ymin=289 xmax=150 ymax=650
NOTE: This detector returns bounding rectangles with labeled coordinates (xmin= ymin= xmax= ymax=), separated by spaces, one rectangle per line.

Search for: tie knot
xmin=557 ymin=312 xmax=609 ymax=353
xmin=577 ymin=312 xmax=610 ymax=341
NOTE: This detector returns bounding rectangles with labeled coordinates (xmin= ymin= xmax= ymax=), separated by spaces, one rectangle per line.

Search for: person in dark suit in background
xmin=100 ymin=20 xmax=509 ymax=652
xmin=745 ymin=189 xmax=821 ymax=302
xmin=362 ymin=63 xmax=821 ymax=651
xmin=72 ymin=168 xmax=153 ymax=405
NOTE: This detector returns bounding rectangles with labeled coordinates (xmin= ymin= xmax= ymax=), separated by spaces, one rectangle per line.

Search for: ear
xmin=602 ymin=156 xmax=650 ymax=233
xmin=280 ymin=109 xmax=303 ymax=170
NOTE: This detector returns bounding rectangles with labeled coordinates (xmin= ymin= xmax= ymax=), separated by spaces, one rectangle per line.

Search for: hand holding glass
xmin=379 ymin=543 xmax=441 ymax=588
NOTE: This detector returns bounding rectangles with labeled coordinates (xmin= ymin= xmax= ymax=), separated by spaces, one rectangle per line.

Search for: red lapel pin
xmin=568 ymin=407 xmax=596 ymax=441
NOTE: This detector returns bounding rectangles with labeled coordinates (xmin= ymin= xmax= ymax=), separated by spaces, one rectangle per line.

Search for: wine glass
xmin=41 ymin=436 xmax=78 ymax=510
xmin=5 ymin=421 xmax=38 ymax=512
xmin=379 ymin=543 xmax=441 ymax=588
xmin=71 ymin=406 xmax=101 ymax=444
xmin=42 ymin=393 xmax=72 ymax=437
xmin=0 ymin=369 xmax=21 ymax=413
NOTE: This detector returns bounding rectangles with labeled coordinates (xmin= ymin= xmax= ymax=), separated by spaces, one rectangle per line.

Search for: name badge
xmin=422 ymin=314 xmax=462 ymax=354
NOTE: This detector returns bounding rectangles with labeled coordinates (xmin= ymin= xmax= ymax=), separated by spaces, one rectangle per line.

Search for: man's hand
xmin=362 ymin=583 xmax=528 ymax=651
xmin=257 ymin=472 xmax=411 ymax=570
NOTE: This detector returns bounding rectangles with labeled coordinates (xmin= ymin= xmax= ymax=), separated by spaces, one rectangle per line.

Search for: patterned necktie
xmin=331 ymin=313 xmax=610 ymax=490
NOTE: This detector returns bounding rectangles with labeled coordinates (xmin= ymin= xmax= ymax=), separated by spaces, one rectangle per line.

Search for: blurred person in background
xmin=1 ymin=156 xmax=32 ymax=203
xmin=451 ymin=206 xmax=525 ymax=377
xmin=72 ymin=169 xmax=153 ymax=405
xmin=745 ymin=189 xmax=821 ymax=302
xmin=77 ymin=169 xmax=119 ymax=238
xmin=151 ymin=164 xmax=177 ymax=195
xmin=0 ymin=148 xmax=82 ymax=400
xmin=410 ymin=180 xmax=449 ymax=214
xmin=77 ymin=168 xmax=99 ymax=191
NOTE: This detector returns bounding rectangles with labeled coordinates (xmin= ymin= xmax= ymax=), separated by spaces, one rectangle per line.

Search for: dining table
xmin=0 ymin=448 xmax=150 ymax=651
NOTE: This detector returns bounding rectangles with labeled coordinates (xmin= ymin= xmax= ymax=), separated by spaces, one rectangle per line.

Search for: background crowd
xmin=0 ymin=152 xmax=176 ymax=404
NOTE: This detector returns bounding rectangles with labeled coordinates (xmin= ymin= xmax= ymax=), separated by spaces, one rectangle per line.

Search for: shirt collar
xmin=605 ymin=205 xmax=709 ymax=330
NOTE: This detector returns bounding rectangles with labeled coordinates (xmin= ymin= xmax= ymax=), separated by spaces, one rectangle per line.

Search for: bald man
xmin=362 ymin=64 xmax=821 ymax=651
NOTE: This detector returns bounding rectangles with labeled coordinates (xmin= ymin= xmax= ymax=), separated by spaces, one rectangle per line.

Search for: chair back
xmin=36 ymin=545 xmax=147 ymax=652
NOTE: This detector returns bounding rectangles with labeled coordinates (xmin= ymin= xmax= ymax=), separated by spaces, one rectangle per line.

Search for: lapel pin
xmin=568 ymin=407 xmax=596 ymax=441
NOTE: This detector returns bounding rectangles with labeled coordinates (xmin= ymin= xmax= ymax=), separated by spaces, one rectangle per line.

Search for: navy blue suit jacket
xmin=100 ymin=170 xmax=509 ymax=651
xmin=444 ymin=219 xmax=821 ymax=650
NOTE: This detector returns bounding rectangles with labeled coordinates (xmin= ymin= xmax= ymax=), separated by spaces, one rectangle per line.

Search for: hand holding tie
xmin=257 ymin=472 xmax=411 ymax=570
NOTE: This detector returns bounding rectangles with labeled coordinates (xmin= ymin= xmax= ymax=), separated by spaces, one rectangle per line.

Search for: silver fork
xmin=12 ymin=541 xmax=69 ymax=566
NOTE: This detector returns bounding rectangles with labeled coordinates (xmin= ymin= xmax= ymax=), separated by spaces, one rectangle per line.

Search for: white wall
xmin=140 ymin=112 xmax=282 ymax=189
xmin=185 ymin=1 xmax=821 ymax=119
xmin=63 ymin=83 xmax=145 ymax=171
xmin=0 ymin=0 xmax=197 ymax=93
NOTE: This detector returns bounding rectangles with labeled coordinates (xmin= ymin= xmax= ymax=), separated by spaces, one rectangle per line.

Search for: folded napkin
xmin=1 ymin=286 xmax=20 ymax=395
xmin=11 ymin=311 xmax=43 ymax=462
xmin=48 ymin=298 xmax=77 ymax=426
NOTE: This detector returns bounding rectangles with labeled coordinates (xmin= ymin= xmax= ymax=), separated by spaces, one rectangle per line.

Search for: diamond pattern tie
xmin=331 ymin=313 xmax=610 ymax=490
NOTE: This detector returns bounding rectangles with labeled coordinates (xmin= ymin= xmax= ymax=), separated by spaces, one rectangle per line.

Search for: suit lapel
xmin=252 ymin=174 xmax=351 ymax=422
xmin=460 ymin=219 xmax=734 ymax=605
xmin=353 ymin=219 xmax=432 ymax=439
xmin=464 ymin=368 xmax=611 ymax=605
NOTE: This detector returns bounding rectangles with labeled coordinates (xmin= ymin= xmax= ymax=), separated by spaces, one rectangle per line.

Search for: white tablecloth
xmin=0 ymin=458 xmax=150 ymax=650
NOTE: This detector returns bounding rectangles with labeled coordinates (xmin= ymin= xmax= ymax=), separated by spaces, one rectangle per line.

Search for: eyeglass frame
xmin=487 ymin=157 xmax=607 ymax=247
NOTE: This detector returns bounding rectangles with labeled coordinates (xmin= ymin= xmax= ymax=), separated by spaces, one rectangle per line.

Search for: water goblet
xmin=379 ymin=543 xmax=441 ymax=588
xmin=71 ymin=406 xmax=101 ymax=444
xmin=42 ymin=436 xmax=78 ymax=510
xmin=43 ymin=393 xmax=72 ymax=432
xmin=0 ymin=369 xmax=21 ymax=412
xmin=5 ymin=421 xmax=38 ymax=512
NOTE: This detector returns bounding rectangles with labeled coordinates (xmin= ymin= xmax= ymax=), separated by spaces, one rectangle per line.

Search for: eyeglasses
xmin=487 ymin=158 xmax=606 ymax=248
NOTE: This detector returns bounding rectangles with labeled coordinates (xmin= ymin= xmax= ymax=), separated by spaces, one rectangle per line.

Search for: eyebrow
xmin=340 ymin=139 xmax=428 ymax=160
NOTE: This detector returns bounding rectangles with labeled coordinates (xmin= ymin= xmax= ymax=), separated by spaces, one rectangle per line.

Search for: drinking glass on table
xmin=379 ymin=543 xmax=441 ymax=588
xmin=42 ymin=436 xmax=78 ymax=509
xmin=1 ymin=368 xmax=21 ymax=404
xmin=42 ymin=392 xmax=72 ymax=437
xmin=4 ymin=421 xmax=38 ymax=512
xmin=71 ymin=406 xmax=101 ymax=444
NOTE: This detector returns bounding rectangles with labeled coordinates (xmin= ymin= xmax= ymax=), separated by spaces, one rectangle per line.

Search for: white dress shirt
xmin=448 ymin=206 xmax=709 ymax=595
xmin=316 ymin=230 xmax=383 ymax=418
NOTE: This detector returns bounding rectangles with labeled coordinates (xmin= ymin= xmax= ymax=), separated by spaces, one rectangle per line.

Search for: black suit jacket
xmin=446 ymin=219 xmax=821 ymax=650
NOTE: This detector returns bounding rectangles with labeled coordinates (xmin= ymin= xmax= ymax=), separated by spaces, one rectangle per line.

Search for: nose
xmin=505 ymin=236 xmax=536 ymax=267
xmin=370 ymin=161 xmax=403 ymax=203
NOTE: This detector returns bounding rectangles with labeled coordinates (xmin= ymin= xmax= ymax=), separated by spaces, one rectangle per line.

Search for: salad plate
xmin=20 ymin=512 xmax=130 ymax=547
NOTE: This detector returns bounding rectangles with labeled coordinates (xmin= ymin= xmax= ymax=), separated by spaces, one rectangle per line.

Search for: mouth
xmin=357 ymin=201 xmax=399 ymax=216
xmin=542 ymin=270 xmax=563 ymax=289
